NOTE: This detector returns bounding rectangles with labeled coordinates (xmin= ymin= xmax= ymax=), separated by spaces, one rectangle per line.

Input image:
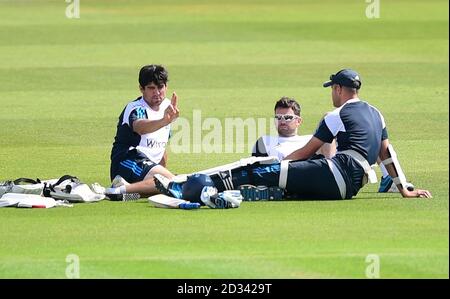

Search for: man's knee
xmin=145 ymin=164 xmax=174 ymax=180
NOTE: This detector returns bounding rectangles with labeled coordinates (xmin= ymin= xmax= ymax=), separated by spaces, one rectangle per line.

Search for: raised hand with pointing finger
xmin=163 ymin=92 xmax=180 ymax=125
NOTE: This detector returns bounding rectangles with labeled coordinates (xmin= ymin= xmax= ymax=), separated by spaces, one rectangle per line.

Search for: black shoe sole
xmin=106 ymin=193 xmax=140 ymax=201
xmin=239 ymin=185 xmax=284 ymax=201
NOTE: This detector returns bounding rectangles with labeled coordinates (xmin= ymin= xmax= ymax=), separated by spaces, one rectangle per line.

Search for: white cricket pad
xmin=196 ymin=156 xmax=280 ymax=177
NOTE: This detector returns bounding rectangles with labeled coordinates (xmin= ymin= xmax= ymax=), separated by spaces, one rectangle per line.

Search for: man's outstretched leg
xmin=154 ymin=157 xmax=284 ymax=201
xmin=107 ymin=164 xmax=175 ymax=201
xmin=154 ymin=157 xmax=345 ymax=201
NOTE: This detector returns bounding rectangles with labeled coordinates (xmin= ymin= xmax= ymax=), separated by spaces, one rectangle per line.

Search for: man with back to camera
xmin=282 ymin=68 xmax=430 ymax=199
xmin=156 ymin=69 xmax=432 ymax=201
xmin=106 ymin=65 xmax=179 ymax=201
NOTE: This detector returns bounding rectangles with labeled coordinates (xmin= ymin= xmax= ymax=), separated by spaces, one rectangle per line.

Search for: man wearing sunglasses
xmin=252 ymin=97 xmax=335 ymax=161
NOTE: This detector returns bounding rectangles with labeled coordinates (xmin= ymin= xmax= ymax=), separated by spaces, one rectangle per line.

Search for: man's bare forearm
xmin=133 ymin=118 xmax=169 ymax=135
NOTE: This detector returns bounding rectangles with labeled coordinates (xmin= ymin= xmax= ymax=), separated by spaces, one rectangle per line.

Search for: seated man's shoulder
xmin=294 ymin=134 xmax=313 ymax=143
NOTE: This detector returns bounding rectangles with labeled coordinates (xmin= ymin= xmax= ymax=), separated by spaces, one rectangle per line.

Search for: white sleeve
xmin=324 ymin=109 xmax=345 ymax=136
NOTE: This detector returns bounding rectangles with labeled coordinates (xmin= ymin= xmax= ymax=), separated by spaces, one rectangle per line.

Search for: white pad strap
xmin=340 ymin=150 xmax=378 ymax=184
xmin=381 ymin=158 xmax=393 ymax=166
xmin=383 ymin=144 xmax=407 ymax=189
xmin=279 ymin=160 xmax=289 ymax=189
xmin=392 ymin=177 xmax=402 ymax=186
xmin=326 ymin=159 xmax=346 ymax=199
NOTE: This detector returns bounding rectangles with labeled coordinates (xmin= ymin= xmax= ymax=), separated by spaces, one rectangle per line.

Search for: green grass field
xmin=0 ymin=0 xmax=448 ymax=278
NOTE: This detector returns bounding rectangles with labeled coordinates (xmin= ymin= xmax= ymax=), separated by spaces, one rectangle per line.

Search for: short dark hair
xmin=139 ymin=64 xmax=168 ymax=87
xmin=340 ymin=85 xmax=359 ymax=94
xmin=274 ymin=97 xmax=301 ymax=116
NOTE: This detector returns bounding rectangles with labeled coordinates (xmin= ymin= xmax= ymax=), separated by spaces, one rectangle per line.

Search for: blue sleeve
xmin=313 ymin=119 xmax=335 ymax=143
xmin=129 ymin=107 xmax=148 ymax=129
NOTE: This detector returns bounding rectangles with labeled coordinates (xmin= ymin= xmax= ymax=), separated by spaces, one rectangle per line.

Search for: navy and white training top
xmin=111 ymin=96 xmax=171 ymax=165
xmin=314 ymin=98 xmax=388 ymax=197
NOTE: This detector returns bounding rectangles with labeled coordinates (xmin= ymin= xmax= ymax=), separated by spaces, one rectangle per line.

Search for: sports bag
xmin=0 ymin=177 xmax=54 ymax=197
xmin=42 ymin=175 xmax=105 ymax=203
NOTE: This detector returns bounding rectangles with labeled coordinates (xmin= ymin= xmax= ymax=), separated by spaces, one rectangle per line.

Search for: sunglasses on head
xmin=274 ymin=114 xmax=299 ymax=122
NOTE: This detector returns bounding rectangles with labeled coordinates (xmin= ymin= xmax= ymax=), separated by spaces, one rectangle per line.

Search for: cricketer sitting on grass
xmin=156 ymin=69 xmax=432 ymax=201
xmin=106 ymin=65 xmax=179 ymax=201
